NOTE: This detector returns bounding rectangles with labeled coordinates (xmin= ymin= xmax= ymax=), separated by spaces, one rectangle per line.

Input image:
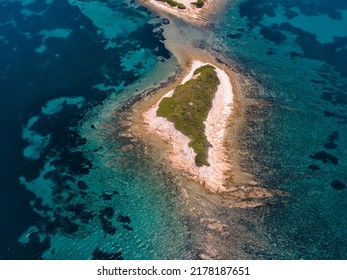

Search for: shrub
xmin=177 ymin=3 xmax=186 ymax=9
xmin=166 ymin=0 xmax=178 ymax=7
xmin=191 ymin=0 xmax=204 ymax=8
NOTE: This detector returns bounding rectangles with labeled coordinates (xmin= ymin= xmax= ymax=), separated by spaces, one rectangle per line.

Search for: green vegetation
xmin=157 ymin=0 xmax=178 ymax=7
xmin=177 ymin=3 xmax=186 ymax=9
xmin=191 ymin=0 xmax=205 ymax=8
xmin=157 ymin=65 xmax=220 ymax=167
xmin=157 ymin=0 xmax=187 ymax=9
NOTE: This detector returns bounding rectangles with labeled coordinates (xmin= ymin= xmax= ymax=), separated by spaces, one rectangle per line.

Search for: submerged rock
xmin=162 ymin=18 xmax=170 ymax=25
xmin=119 ymin=120 xmax=133 ymax=128
xmin=118 ymin=131 xmax=134 ymax=138
xmin=121 ymin=144 xmax=134 ymax=153
xmin=92 ymin=249 xmax=123 ymax=260
xmin=331 ymin=180 xmax=345 ymax=190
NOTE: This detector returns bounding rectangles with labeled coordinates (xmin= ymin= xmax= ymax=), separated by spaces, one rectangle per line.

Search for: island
xmin=144 ymin=60 xmax=233 ymax=192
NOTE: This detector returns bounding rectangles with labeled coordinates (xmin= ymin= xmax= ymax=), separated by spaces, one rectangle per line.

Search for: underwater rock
xmin=92 ymin=249 xmax=123 ymax=260
xmin=162 ymin=18 xmax=170 ymax=25
xmin=77 ymin=180 xmax=89 ymax=190
xmin=118 ymin=214 xmax=131 ymax=224
xmin=123 ymin=224 xmax=133 ymax=231
xmin=331 ymin=180 xmax=345 ymax=190
xmin=121 ymin=144 xmax=134 ymax=153
xmin=308 ymin=165 xmax=320 ymax=171
xmin=118 ymin=131 xmax=134 ymax=138
xmin=101 ymin=193 xmax=113 ymax=200
xmin=119 ymin=120 xmax=133 ymax=128
xmin=309 ymin=151 xmax=339 ymax=165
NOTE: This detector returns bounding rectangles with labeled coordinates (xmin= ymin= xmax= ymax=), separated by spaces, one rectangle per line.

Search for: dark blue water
xmin=1 ymin=0 xmax=346 ymax=259
xmin=0 ymin=0 xmax=191 ymax=259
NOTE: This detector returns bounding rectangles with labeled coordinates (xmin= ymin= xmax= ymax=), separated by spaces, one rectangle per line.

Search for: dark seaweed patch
xmin=331 ymin=180 xmax=346 ymax=190
xmin=101 ymin=193 xmax=113 ymax=200
xmin=324 ymin=131 xmax=339 ymax=150
xmin=130 ymin=23 xmax=171 ymax=59
xmin=92 ymin=249 xmax=123 ymax=260
xmin=311 ymin=79 xmax=326 ymax=85
xmin=63 ymin=175 xmax=76 ymax=183
xmin=308 ymin=165 xmax=320 ymax=171
xmin=99 ymin=207 xmax=116 ymax=234
xmin=309 ymin=151 xmax=338 ymax=165
xmin=320 ymin=88 xmax=347 ymax=106
xmin=52 ymin=151 xmax=92 ymax=175
xmin=118 ymin=214 xmax=131 ymax=224
xmin=259 ymin=25 xmax=287 ymax=44
xmin=77 ymin=180 xmax=89 ymax=190
xmin=79 ymin=211 xmax=94 ymax=223
xmin=227 ymin=33 xmax=242 ymax=39
xmin=323 ymin=111 xmax=347 ymax=124
xmin=99 ymin=217 xmax=116 ymax=235
xmin=324 ymin=111 xmax=342 ymax=118
xmin=100 ymin=207 xmax=115 ymax=219
xmin=289 ymin=51 xmax=303 ymax=58
xmin=47 ymin=216 xmax=79 ymax=235
xmin=123 ymin=224 xmax=133 ymax=231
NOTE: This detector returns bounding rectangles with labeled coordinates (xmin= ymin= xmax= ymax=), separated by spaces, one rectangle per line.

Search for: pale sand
xmin=144 ymin=0 xmax=212 ymax=21
xmin=143 ymin=60 xmax=233 ymax=192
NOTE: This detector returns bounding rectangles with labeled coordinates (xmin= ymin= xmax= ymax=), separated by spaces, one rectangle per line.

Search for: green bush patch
xmin=157 ymin=65 xmax=220 ymax=167
xmin=191 ymin=0 xmax=205 ymax=8
xmin=157 ymin=0 xmax=188 ymax=8
xmin=177 ymin=3 xmax=186 ymax=9
xmin=157 ymin=0 xmax=187 ymax=9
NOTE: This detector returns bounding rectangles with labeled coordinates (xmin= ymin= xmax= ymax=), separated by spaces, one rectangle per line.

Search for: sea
xmin=0 ymin=0 xmax=346 ymax=259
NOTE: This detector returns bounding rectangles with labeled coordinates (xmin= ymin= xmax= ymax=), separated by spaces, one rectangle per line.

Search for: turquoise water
xmin=216 ymin=0 xmax=347 ymax=259
xmin=1 ymin=0 xmax=346 ymax=259
xmin=0 ymin=0 xmax=191 ymax=259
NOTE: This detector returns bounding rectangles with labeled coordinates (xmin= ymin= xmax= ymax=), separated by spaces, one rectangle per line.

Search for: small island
xmin=143 ymin=60 xmax=235 ymax=192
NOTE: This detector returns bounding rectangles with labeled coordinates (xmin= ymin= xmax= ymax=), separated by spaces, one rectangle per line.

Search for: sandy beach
xmin=143 ymin=60 xmax=233 ymax=192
